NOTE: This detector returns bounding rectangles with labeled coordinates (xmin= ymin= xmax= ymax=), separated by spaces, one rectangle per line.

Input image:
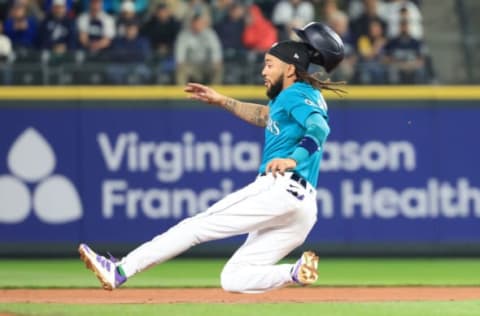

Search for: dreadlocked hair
xmin=295 ymin=70 xmax=347 ymax=97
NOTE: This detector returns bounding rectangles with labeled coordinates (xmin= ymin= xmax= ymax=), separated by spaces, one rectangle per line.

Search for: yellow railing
xmin=0 ymin=85 xmax=479 ymax=100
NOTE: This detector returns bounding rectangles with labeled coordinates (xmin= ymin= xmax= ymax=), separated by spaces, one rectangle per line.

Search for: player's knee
xmin=220 ymin=266 xmax=237 ymax=292
xmin=220 ymin=264 xmax=244 ymax=293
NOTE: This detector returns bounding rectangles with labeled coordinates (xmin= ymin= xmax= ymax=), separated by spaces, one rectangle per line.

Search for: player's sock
xmin=117 ymin=265 xmax=127 ymax=278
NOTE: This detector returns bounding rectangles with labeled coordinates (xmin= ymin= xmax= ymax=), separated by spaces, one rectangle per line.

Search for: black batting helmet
xmin=293 ymin=22 xmax=344 ymax=73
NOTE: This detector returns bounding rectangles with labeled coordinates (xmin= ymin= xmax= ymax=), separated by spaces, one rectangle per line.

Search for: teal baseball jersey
xmin=258 ymin=82 xmax=330 ymax=187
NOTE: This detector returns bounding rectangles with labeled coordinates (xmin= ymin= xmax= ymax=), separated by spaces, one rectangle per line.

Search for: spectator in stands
xmin=141 ymin=2 xmax=180 ymax=83
xmin=349 ymin=0 xmax=387 ymax=43
xmin=4 ymin=2 xmax=38 ymax=49
xmin=356 ymin=18 xmax=387 ymax=83
xmin=211 ymin=0 xmax=235 ymax=25
xmin=38 ymin=0 xmax=76 ymax=56
xmin=0 ymin=21 xmax=13 ymax=84
xmin=116 ymin=1 xmax=137 ymax=38
xmin=214 ymin=1 xmax=245 ymax=54
xmin=174 ymin=12 xmax=222 ymax=85
xmin=327 ymin=10 xmax=357 ymax=82
xmin=144 ymin=0 xmax=188 ymax=22
xmin=384 ymin=1 xmax=423 ymax=39
xmin=15 ymin=0 xmax=45 ymax=21
xmin=348 ymin=0 xmax=388 ymax=20
xmin=242 ymin=4 xmax=277 ymax=53
xmin=214 ymin=1 xmax=246 ymax=84
xmin=0 ymin=22 xmax=12 ymax=60
xmin=318 ymin=0 xmax=344 ymax=21
xmin=77 ymin=0 xmax=115 ymax=60
xmin=182 ymin=0 xmax=212 ymax=27
xmin=241 ymin=3 xmax=278 ymax=84
xmin=141 ymin=2 xmax=180 ymax=59
xmin=383 ymin=18 xmax=426 ymax=84
xmin=272 ymin=0 xmax=314 ymax=40
xmin=43 ymin=0 xmax=74 ymax=16
xmin=106 ymin=20 xmax=151 ymax=84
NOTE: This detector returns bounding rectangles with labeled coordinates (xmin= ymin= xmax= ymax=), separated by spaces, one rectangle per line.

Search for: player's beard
xmin=266 ymin=75 xmax=284 ymax=99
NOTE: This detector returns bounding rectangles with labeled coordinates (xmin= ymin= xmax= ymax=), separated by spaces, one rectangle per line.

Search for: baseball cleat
xmin=78 ymin=243 xmax=126 ymax=291
xmin=291 ymin=251 xmax=319 ymax=285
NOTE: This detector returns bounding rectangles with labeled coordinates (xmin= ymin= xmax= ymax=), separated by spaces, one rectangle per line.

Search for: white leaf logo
xmin=33 ymin=175 xmax=83 ymax=224
xmin=7 ymin=128 xmax=56 ymax=182
xmin=3 ymin=127 xmax=83 ymax=225
xmin=0 ymin=175 xmax=31 ymax=224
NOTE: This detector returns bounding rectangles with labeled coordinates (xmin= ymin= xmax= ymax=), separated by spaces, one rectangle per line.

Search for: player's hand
xmin=266 ymin=158 xmax=297 ymax=177
xmin=185 ymin=83 xmax=224 ymax=106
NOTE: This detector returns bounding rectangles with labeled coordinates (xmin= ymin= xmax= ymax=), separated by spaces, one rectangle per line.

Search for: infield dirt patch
xmin=1 ymin=287 xmax=480 ymax=304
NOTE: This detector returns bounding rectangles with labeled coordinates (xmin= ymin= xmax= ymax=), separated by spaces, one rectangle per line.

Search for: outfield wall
xmin=0 ymin=86 xmax=479 ymax=256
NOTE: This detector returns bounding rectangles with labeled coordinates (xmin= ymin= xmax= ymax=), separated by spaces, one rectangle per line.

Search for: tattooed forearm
xmin=254 ymin=106 xmax=269 ymax=127
xmin=224 ymin=98 xmax=237 ymax=111
xmin=222 ymin=97 xmax=269 ymax=127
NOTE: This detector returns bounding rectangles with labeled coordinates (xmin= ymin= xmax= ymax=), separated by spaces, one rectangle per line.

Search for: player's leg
xmin=118 ymin=174 xmax=301 ymax=278
xmin=79 ymin=174 xmax=306 ymax=290
xmin=219 ymin=190 xmax=317 ymax=293
xmin=77 ymin=180 xmax=269 ymax=290
xmin=79 ymin=174 xmax=316 ymax=290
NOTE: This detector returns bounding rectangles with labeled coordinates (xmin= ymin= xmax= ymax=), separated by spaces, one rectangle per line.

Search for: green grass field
xmin=2 ymin=301 xmax=480 ymax=316
xmin=1 ymin=258 xmax=480 ymax=316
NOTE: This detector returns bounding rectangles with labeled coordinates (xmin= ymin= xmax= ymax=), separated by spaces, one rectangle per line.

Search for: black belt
xmin=259 ymin=172 xmax=308 ymax=189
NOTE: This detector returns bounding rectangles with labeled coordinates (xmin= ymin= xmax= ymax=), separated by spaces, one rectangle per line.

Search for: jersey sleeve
xmin=77 ymin=14 xmax=89 ymax=33
xmin=278 ymin=87 xmax=327 ymax=127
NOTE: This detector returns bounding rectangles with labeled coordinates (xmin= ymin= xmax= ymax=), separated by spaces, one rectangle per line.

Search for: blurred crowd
xmin=0 ymin=0 xmax=434 ymax=85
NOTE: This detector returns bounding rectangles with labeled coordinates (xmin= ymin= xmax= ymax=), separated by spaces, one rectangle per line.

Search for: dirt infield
xmin=1 ymin=287 xmax=480 ymax=304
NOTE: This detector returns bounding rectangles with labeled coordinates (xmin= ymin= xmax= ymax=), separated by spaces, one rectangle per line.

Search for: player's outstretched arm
xmin=185 ymin=83 xmax=269 ymax=127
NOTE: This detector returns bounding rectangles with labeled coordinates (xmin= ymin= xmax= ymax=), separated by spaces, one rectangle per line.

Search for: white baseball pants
xmin=119 ymin=172 xmax=318 ymax=293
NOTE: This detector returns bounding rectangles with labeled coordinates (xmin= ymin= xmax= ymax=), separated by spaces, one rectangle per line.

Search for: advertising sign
xmin=1 ymin=105 xmax=479 ymax=246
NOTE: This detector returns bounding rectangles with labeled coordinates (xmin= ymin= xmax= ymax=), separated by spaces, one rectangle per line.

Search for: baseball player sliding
xmin=79 ymin=22 xmax=345 ymax=293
